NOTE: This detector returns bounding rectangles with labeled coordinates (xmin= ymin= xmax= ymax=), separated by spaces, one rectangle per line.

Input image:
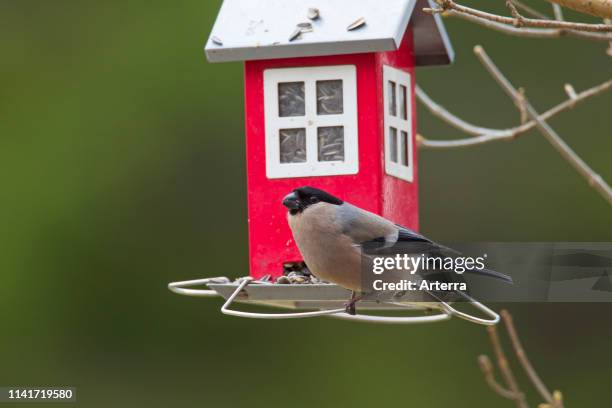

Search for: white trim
xmin=263 ymin=65 xmax=358 ymax=179
xmin=383 ymin=65 xmax=413 ymax=182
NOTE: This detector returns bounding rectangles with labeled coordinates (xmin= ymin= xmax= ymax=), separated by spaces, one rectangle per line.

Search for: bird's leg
xmin=344 ymin=291 xmax=362 ymax=315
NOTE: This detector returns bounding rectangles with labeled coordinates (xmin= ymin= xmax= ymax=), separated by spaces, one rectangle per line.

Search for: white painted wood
xmin=264 ymin=65 xmax=358 ymax=179
xmin=383 ymin=65 xmax=413 ymax=182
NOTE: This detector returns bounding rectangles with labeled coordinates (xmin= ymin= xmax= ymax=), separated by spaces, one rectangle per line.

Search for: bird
xmin=282 ymin=186 xmax=512 ymax=314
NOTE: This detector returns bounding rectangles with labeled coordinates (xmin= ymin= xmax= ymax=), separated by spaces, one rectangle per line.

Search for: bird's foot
xmin=344 ymin=293 xmax=362 ymax=315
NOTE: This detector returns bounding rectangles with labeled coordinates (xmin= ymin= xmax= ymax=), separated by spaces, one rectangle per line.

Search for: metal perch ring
xmin=168 ymin=276 xmax=500 ymax=325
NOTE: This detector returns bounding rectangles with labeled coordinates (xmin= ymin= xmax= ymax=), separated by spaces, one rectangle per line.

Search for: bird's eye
xmin=310 ymin=197 xmax=319 ymax=204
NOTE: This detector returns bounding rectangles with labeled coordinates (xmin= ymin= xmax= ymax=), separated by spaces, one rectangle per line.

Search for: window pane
xmin=316 ymin=80 xmax=343 ymax=115
xmin=389 ymin=127 xmax=398 ymax=163
xmin=388 ymin=81 xmax=397 ymax=116
xmin=399 ymin=85 xmax=407 ymax=120
xmin=400 ymin=130 xmax=408 ymax=166
xmin=278 ymin=82 xmax=305 ymax=117
xmin=317 ymin=126 xmax=344 ymax=162
xmin=279 ymin=128 xmax=306 ymax=163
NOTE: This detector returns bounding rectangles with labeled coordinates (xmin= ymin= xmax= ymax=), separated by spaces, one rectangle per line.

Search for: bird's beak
xmin=282 ymin=192 xmax=300 ymax=210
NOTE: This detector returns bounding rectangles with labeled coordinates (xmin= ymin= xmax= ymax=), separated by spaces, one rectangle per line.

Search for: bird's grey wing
xmin=337 ymin=203 xmax=398 ymax=245
xmin=358 ymin=225 xmax=447 ymax=257
xmin=394 ymin=224 xmax=463 ymax=256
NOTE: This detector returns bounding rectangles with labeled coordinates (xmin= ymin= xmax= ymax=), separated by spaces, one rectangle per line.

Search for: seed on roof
xmin=297 ymin=22 xmax=312 ymax=29
xmin=347 ymin=17 xmax=366 ymax=31
xmin=307 ymin=7 xmax=320 ymax=20
xmin=211 ymin=36 xmax=223 ymax=46
xmin=288 ymin=27 xmax=302 ymax=42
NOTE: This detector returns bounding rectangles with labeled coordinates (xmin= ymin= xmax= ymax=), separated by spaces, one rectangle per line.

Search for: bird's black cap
xmin=293 ymin=186 xmax=343 ymax=205
xmin=282 ymin=186 xmax=343 ymax=214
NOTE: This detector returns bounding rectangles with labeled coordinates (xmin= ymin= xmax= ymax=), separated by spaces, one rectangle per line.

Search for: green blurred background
xmin=1 ymin=1 xmax=611 ymax=407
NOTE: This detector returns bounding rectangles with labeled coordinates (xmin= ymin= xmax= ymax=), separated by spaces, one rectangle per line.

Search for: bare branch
xmin=442 ymin=9 xmax=612 ymax=41
xmin=507 ymin=0 xmax=528 ymax=26
xmin=545 ymin=0 xmax=612 ymax=19
xmin=416 ymin=51 xmax=612 ymax=204
xmin=415 ymin=86 xmax=502 ymax=137
xmin=473 ymin=45 xmax=612 ymax=204
xmin=487 ymin=325 xmax=529 ymax=408
xmin=478 ymin=354 xmax=525 ymax=401
xmin=428 ymin=0 xmax=612 ymax=32
xmin=501 ymin=310 xmax=564 ymax=408
xmin=416 ymin=78 xmax=612 ymax=148
xmin=474 ymin=45 xmax=612 ymax=204
xmin=516 ymin=87 xmax=529 ymax=124
xmin=479 ymin=311 xmax=565 ymax=407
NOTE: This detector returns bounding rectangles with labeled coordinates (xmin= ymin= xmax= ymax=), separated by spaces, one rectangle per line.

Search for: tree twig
xmin=478 ymin=354 xmax=526 ymax=401
xmin=473 ymin=45 xmax=612 ymax=205
xmin=486 ymin=325 xmax=529 ymax=408
xmin=501 ymin=310 xmax=564 ymax=408
xmin=507 ymin=0 xmax=528 ymax=27
xmin=416 ymin=78 xmax=612 ymax=147
xmin=478 ymin=311 xmax=565 ymax=407
xmin=442 ymin=9 xmax=612 ymax=41
xmin=416 ymin=86 xmax=502 ymax=137
xmin=426 ymin=0 xmax=612 ymax=32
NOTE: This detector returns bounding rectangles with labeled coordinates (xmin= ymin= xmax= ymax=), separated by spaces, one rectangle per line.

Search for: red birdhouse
xmin=205 ymin=0 xmax=454 ymax=279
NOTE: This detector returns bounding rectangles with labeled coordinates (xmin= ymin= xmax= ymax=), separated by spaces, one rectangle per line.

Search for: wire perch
xmin=168 ymin=276 xmax=500 ymax=325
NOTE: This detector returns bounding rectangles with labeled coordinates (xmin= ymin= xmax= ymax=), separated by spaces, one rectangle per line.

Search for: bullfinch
xmin=282 ymin=186 xmax=512 ymax=313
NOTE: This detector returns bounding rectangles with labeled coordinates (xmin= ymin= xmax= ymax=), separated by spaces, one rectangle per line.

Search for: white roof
xmin=205 ymin=0 xmax=454 ymax=66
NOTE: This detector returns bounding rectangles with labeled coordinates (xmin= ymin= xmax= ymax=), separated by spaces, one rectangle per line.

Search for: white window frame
xmin=263 ymin=65 xmax=358 ymax=179
xmin=383 ymin=65 xmax=413 ymax=182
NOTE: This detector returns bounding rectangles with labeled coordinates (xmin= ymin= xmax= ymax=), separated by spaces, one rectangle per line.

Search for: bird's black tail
xmin=467 ymin=267 xmax=513 ymax=283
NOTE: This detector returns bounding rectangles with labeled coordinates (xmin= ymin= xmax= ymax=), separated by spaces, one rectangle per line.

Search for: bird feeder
xmin=169 ymin=0 xmax=500 ymax=325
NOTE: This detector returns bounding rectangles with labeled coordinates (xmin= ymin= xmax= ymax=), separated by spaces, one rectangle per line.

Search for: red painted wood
xmin=243 ymin=28 xmax=418 ymax=278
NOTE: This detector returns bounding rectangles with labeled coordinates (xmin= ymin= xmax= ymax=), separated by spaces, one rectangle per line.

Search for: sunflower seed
xmin=347 ymin=17 xmax=366 ymax=31
xmin=276 ymin=276 xmax=291 ymax=284
xmin=288 ymin=27 xmax=302 ymax=41
xmin=211 ymin=35 xmax=223 ymax=46
xmin=307 ymin=7 xmax=320 ymax=20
